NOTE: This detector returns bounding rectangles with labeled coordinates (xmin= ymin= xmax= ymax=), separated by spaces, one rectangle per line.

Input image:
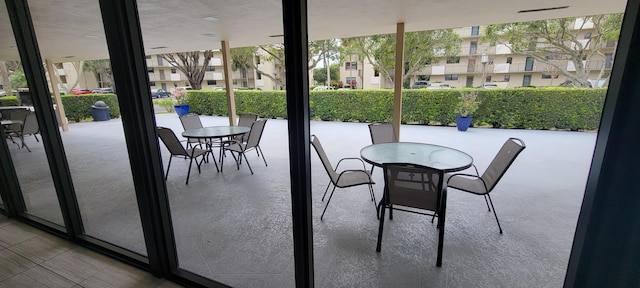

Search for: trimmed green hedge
xmin=184 ymin=88 xmax=605 ymax=131
xmin=0 ymin=96 xmax=19 ymax=106
xmin=61 ymin=94 xmax=121 ymax=122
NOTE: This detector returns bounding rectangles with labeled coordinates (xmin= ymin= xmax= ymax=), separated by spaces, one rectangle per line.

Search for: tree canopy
xmin=160 ymin=51 xmax=214 ymax=89
xmin=483 ymin=14 xmax=622 ymax=87
xmin=341 ymin=29 xmax=461 ymax=85
xmin=313 ymin=63 xmax=340 ymax=85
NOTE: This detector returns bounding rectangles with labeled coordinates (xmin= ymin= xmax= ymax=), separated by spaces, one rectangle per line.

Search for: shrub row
xmin=185 ymin=88 xmax=605 ymax=131
xmin=0 ymin=96 xmax=19 ymax=106
xmin=60 ymin=94 xmax=121 ymax=122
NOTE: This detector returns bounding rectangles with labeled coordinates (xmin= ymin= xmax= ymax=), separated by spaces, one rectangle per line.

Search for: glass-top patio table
xmin=182 ymin=126 xmax=251 ymax=172
xmin=360 ymin=142 xmax=473 ymax=172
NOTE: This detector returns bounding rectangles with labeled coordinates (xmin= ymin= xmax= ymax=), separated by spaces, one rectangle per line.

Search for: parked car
xmin=481 ymin=83 xmax=499 ymax=89
xmin=312 ymin=86 xmax=334 ymax=91
xmin=411 ymin=81 xmax=430 ymax=89
xmin=92 ymin=88 xmax=114 ymax=94
xmin=427 ymin=83 xmax=451 ymax=89
xmin=71 ymin=88 xmax=92 ymax=95
xmin=151 ymin=89 xmax=171 ymax=98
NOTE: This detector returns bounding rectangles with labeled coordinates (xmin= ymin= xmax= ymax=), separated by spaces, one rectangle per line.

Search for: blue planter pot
xmin=456 ymin=115 xmax=472 ymax=131
xmin=174 ymin=104 xmax=190 ymax=117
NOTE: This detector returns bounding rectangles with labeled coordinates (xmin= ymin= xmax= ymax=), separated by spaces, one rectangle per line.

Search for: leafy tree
xmin=230 ymin=40 xmax=341 ymax=90
xmin=483 ymin=14 xmax=622 ymax=87
xmin=83 ymin=59 xmax=113 ymax=88
xmin=9 ymin=70 xmax=27 ymax=88
xmin=342 ymin=29 xmax=461 ymax=86
xmin=160 ymin=51 xmax=214 ymax=89
xmin=313 ymin=63 xmax=339 ymax=85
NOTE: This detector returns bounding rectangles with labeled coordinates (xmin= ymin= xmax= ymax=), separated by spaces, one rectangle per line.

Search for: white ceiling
xmin=0 ymin=0 xmax=627 ymax=62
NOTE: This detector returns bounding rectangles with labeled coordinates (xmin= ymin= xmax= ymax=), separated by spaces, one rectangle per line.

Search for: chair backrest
xmin=21 ymin=113 xmax=39 ymax=135
xmin=382 ymin=163 xmax=444 ymax=212
xmin=480 ymin=137 xmax=526 ymax=192
xmin=156 ymin=127 xmax=188 ymax=157
xmin=180 ymin=114 xmax=203 ymax=131
xmin=7 ymin=109 xmax=28 ymax=121
xmin=245 ymin=119 xmax=267 ymax=149
xmin=310 ymin=135 xmax=338 ymax=184
xmin=369 ymin=122 xmax=397 ymax=144
xmin=238 ymin=113 xmax=258 ymax=128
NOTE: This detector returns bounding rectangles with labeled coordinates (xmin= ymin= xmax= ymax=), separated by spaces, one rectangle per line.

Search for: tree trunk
xmin=0 ymin=61 xmax=12 ymax=95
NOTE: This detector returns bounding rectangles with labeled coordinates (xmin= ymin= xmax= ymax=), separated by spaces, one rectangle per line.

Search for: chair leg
xmin=483 ymin=194 xmax=491 ymax=211
xmin=257 ymin=146 xmax=268 ymax=166
xmin=34 ymin=134 xmax=39 ymax=142
xmin=320 ymin=186 xmax=337 ymax=220
xmin=486 ymin=194 xmax=503 ymax=234
xmin=376 ymin=202 xmax=386 ymax=252
xmin=165 ymin=156 xmax=173 ymax=180
xmin=20 ymin=135 xmax=31 ymax=152
xmin=436 ymin=191 xmax=447 ymax=267
xmin=368 ymin=184 xmax=378 ymax=219
xmin=242 ymin=152 xmax=254 ymax=175
xmin=186 ymin=154 xmax=196 ymax=185
xmin=322 ymin=181 xmax=333 ymax=201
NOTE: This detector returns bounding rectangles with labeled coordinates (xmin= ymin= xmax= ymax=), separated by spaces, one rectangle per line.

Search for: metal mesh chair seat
xmin=377 ymin=163 xmax=447 ymax=267
xmin=310 ymin=134 xmax=377 ymax=220
xmin=447 ymin=137 xmax=526 ymax=234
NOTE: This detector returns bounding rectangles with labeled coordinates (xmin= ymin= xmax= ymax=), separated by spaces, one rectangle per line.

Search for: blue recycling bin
xmin=91 ymin=101 xmax=110 ymax=121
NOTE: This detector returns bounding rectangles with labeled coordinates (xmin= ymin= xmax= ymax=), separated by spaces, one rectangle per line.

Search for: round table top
xmin=1 ymin=120 xmax=23 ymax=125
xmin=360 ymin=142 xmax=473 ymax=173
xmin=182 ymin=126 xmax=250 ymax=139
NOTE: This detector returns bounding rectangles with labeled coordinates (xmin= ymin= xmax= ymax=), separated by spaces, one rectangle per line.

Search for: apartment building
xmin=340 ymin=22 xmax=616 ymax=89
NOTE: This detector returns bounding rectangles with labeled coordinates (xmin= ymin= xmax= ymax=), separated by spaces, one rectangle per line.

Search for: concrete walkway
xmin=5 ymin=114 xmax=597 ymax=287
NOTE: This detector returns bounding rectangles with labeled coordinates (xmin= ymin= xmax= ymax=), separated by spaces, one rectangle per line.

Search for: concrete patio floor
xmin=5 ymin=113 xmax=597 ymax=287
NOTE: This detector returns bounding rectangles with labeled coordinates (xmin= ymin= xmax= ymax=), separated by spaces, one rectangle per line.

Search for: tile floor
xmin=0 ymin=214 xmax=182 ymax=288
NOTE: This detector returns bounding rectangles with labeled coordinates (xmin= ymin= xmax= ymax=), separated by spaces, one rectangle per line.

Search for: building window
xmin=445 ymin=74 xmax=459 ymax=80
xmin=485 ymin=76 xmax=492 ymax=82
xmin=233 ymin=80 xmax=238 ymax=85
xmin=506 ymin=57 xmax=513 ymax=64
xmin=469 ymin=42 xmax=477 ymax=55
xmin=255 ymin=56 xmax=261 ymax=64
xmin=605 ymin=53 xmax=613 ymax=68
xmin=504 ymin=74 xmax=510 ymax=82
xmin=54 ymin=63 xmax=63 ymax=69
xmin=374 ymin=69 xmax=380 ymax=77
xmin=207 ymin=80 xmax=217 ymax=85
xmin=446 ymin=57 xmax=460 ymax=64
xmin=417 ymin=75 xmax=430 ymax=81
xmin=488 ymin=58 xmax=494 ymax=65
xmin=606 ymin=40 xmax=616 ymax=47
xmin=145 ymin=55 xmax=151 ymax=59
xmin=527 ymin=42 xmax=537 ymax=51
xmin=257 ymin=73 xmax=262 ymax=80
xmin=59 ymin=75 xmax=67 ymax=83
xmin=345 ymin=62 xmax=357 ymax=70
xmin=147 ymin=67 xmax=154 ymax=73
xmin=346 ymin=77 xmax=357 ymax=86
xmin=525 ymin=57 xmax=534 ymax=71
xmin=523 ymin=75 xmax=532 ymax=86
xmin=541 ymin=73 xmax=558 ymax=79
xmin=157 ymin=56 xmax=163 ymax=66
xmin=584 ymin=32 xmax=592 ymax=39
xmin=171 ymin=68 xmax=176 ymax=73
xmin=149 ymin=81 xmax=156 ymax=86
xmin=206 ymin=66 xmax=215 ymax=71
xmin=471 ymin=26 xmax=479 ymax=36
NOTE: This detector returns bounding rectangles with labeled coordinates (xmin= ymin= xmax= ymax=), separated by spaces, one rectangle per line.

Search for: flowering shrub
xmin=455 ymin=90 xmax=480 ymax=117
xmin=172 ymin=89 xmax=188 ymax=105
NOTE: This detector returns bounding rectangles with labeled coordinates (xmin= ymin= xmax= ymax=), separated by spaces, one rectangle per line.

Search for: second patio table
xmin=182 ymin=126 xmax=251 ymax=171
xmin=360 ymin=142 xmax=473 ymax=172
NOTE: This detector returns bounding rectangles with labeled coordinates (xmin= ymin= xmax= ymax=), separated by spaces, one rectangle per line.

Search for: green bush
xmin=61 ymin=94 xmax=121 ymax=122
xmin=181 ymin=88 xmax=606 ymax=131
xmin=0 ymin=96 xmax=19 ymax=106
xmin=153 ymin=98 xmax=176 ymax=113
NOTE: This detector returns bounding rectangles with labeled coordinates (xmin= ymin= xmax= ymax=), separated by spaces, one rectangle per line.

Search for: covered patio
xmin=8 ymin=114 xmax=596 ymax=287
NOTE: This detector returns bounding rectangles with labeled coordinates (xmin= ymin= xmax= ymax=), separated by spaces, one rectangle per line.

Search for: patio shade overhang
xmin=0 ymin=0 xmax=627 ymax=62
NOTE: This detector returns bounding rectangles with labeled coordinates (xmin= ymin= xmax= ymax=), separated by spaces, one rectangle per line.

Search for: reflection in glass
xmin=27 ymin=1 xmax=147 ymax=255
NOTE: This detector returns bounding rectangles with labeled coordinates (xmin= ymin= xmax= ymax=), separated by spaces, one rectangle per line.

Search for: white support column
xmin=45 ymin=59 xmax=68 ymax=131
xmin=392 ymin=23 xmax=405 ymax=140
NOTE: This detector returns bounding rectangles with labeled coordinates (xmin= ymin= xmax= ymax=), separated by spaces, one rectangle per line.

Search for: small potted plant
xmin=455 ymin=90 xmax=479 ymax=131
xmin=172 ymin=89 xmax=190 ymax=117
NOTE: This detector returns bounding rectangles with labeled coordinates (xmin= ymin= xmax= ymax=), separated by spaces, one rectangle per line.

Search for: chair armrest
xmin=447 ymin=173 xmax=489 ymax=192
xmin=335 ymin=157 xmax=367 ymax=171
xmin=336 ymin=169 xmax=374 ymax=184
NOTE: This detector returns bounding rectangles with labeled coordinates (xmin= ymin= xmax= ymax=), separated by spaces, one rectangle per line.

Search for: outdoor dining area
xmin=2 ymin=112 xmax=596 ymax=287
